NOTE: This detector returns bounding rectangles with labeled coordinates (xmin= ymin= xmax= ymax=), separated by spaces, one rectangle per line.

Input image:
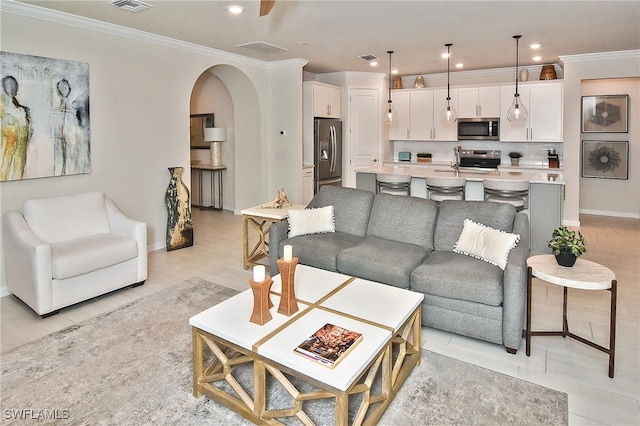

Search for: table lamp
xmin=204 ymin=127 xmax=226 ymax=167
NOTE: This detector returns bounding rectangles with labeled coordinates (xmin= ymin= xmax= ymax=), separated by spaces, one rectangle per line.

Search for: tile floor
xmin=2 ymin=209 xmax=639 ymax=425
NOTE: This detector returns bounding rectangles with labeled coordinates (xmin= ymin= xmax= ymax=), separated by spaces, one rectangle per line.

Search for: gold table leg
xmin=242 ymin=214 xmax=282 ymax=270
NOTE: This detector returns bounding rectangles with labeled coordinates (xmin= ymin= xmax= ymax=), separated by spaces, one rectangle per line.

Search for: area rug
xmin=1 ymin=279 xmax=567 ymax=425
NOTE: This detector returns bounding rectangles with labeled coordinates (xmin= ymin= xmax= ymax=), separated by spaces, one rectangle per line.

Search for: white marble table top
xmin=527 ymin=254 xmax=615 ymax=290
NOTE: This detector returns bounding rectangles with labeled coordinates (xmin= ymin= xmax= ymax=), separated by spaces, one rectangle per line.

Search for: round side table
xmin=526 ymin=254 xmax=617 ymax=378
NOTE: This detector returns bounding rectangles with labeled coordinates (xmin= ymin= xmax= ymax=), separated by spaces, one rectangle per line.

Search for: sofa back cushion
xmin=367 ymin=194 xmax=439 ymax=249
xmin=308 ymin=186 xmax=374 ymax=237
xmin=23 ymin=192 xmax=111 ymax=244
xmin=434 ymin=200 xmax=516 ymax=252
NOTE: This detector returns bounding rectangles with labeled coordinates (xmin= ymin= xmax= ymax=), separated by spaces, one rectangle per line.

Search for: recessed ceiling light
xmin=370 ymin=61 xmax=378 ymax=67
xmin=455 ymin=63 xmax=464 ymax=68
xmin=530 ymin=43 xmax=541 ymax=49
xmin=441 ymin=52 xmax=450 ymax=59
xmin=227 ymin=5 xmax=244 ymax=14
xmin=533 ymin=56 xmax=542 ymax=61
xmin=391 ymin=69 xmax=399 ymax=75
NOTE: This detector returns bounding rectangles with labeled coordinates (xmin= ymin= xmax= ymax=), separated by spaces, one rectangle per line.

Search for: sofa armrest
xmin=502 ymin=212 xmax=530 ymax=350
xmin=2 ymin=210 xmax=54 ymax=315
xmin=105 ymin=198 xmax=148 ymax=282
xmin=268 ymin=220 xmax=290 ymax=274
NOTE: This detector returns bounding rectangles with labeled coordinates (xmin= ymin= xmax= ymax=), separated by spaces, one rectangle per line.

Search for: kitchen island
xmin=356 ymin=163 xmax=563 ymax=254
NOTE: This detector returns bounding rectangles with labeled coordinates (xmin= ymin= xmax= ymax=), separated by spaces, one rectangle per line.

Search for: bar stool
xmin=376 ymin=173 xmax=411 ymax=196
xmin=425 ymin=176 xmax=465 ymax=201
xmin=483 ymin=179 xmax=529 ymax=211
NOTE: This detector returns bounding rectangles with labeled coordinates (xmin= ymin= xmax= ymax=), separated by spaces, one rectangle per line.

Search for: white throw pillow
xmin=288 ymin=206 xmax=335 ymax=238
xmin=453 ymin=219 xmax=520 ymax=270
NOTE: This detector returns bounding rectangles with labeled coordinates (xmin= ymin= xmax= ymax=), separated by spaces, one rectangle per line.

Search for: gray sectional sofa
xmin=269 ymin=186 xmax=530 ymax=353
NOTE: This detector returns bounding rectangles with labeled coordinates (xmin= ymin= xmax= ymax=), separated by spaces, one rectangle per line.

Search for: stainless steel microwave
xmin=457 ymin=118 xmax=500 ymax=140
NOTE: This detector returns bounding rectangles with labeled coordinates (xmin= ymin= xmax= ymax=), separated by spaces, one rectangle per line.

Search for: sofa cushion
xmin=51 ymin=233 xmax=138 ymax=280
xmin=282 ymin=233 xmax=364 ymax=272
xmin=366 ymin=194 xmax=438 ymax=250
xmin=433 ymin=200 xmax=516 ymax=252
xmin=23 ymin=192 xmax=111 ymax=244
xmin=288 ymin=206 xmax=335 ymax=238
xmin=454 ymin=219 xmax=520 ymax=270
xmin=337 ymin=236 xmax=430 ymax=289
xmin=308 ymin=186 xmax=374 ymax=237
xmin=410 ymin=251 xmax=504 ymax=306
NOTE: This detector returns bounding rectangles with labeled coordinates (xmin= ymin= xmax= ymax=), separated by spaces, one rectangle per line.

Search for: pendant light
xmin=384 ymin=50 xmax=398 ymax=123
xmin=440 ymin=43 xmax=457 ymax=124
xmin=507 ymin=35 xmax=528 ymax=122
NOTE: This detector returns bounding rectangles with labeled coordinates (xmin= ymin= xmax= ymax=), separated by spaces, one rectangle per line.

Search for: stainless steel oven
xmin=459 ymin=150 xmax=501 ymax=169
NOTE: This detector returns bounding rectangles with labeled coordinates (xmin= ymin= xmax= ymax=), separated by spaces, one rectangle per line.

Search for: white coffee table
xmin=526 ymin=254 xmax=617 ymax=378
xmin=190 ymin=265 xmax=424 ymax=425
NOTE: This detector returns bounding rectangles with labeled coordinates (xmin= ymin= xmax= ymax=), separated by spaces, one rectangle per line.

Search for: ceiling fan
xmin=259 ymin=0 xmax=275 ymax=16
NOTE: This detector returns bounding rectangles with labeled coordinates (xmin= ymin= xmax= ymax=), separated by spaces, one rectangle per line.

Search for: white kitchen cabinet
xmin=500 ymin=81 xmax=563 ymax=142
xmin=458 ymin=86 xmax=500 ymax=118
xmin=301 ymin=166 xmax=314 ymax=205
xmin=389 ymin=88 xmax=457 ymax=141
xmin=307 ymin=81 xmax=341 ymax=118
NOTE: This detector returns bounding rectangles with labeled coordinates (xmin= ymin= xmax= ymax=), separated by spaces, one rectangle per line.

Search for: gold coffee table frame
xmin=191 ymin=269 xmax=423 ymax=425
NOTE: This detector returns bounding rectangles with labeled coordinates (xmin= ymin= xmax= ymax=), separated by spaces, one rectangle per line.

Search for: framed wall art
xmin=582 ymin=140 xmax=628 ymax=179
xmin=190 ymin=113 xmax=214 ymax=148
xmin=581 ymin=94 xmax=629 ymax=133
xmin=1 ymin=51 xmax=90 ymax=181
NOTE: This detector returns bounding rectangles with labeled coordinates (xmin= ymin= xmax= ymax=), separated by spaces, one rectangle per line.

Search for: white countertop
xmin=359 ymin=163 xmax=563 ymax=184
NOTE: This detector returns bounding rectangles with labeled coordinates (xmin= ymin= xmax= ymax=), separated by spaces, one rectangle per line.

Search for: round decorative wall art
xmin=581 ymin=140 xmax=629 ymax=180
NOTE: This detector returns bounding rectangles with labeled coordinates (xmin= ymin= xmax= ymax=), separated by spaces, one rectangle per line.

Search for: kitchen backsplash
xmin=392 ymin=140 xmax=563 ymax=168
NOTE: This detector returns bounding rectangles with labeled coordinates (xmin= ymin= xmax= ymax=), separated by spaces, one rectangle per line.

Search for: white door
xmin=348 ymin=88 xmax=380 ymax=187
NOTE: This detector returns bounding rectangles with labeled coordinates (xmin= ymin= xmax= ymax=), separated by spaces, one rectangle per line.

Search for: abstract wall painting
xmin=581 ymin=94 xmax=629 ymax=133
xmin=1 ymin=51 xmax=90 ymax=182
xmin=582 ymin=140 xmax=629 ymax=179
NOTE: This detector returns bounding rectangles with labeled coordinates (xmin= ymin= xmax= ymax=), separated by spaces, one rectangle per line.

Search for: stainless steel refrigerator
xmin=314 ymin=118 xmax=342 ymax=194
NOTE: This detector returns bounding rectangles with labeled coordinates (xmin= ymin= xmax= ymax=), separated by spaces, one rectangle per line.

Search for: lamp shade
xmin=203 ymin=127 xmax=226 ymax=142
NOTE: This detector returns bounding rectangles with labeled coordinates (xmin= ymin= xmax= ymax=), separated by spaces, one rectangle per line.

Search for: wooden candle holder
xmin=249 ymin=277 xmax=273 ymax=325
xmin=277 ymin=257 xmax=299 ymax=316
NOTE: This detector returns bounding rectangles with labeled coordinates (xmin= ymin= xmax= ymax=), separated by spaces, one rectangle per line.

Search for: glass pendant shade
xmin=507 ymin=35 xmax=528 ymax=123
xmin=384 ymin=51 xmax=397 ymax=123
xmin=440 ymin=97 xmax=457 ymax=123
xmin=440 ymin=43 xmax=456 ymax=124
xmin=507 ymin=94 xmax=528 ymax=122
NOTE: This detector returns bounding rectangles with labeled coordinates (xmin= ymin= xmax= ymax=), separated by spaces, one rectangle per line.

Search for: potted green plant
xmin=548 ymin=225 xmax=587 ymax=267
xmin=508 ymin=152 xmax=524 ymax=166
xmin=417 ymin=152 xmax=432 ymax=163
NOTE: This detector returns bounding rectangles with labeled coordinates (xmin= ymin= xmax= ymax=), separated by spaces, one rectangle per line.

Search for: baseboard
xmin=579 ymin=209 xmax=640 ymax=219
xmin=1 ymin=285 xmax=11 ymax=298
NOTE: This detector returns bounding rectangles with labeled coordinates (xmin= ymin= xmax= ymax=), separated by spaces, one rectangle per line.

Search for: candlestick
xmin=277 ymin=257 xmax=299 ymax=316
xmin=249 ymin=276 xmax=273 ymax=325
xmin=253 ymin=265 xmax=265 ymax=282
xmin=283 ymin=245 xmax=293 ymax=262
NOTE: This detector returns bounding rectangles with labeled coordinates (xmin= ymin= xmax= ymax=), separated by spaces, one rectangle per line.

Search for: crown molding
xmin=558 ymin=50 xmax=640 ymax=65
xmin=267 ymin=58 xmax=309 ymax=70
xmin=0 ymin=0 xmax=269 ymax=69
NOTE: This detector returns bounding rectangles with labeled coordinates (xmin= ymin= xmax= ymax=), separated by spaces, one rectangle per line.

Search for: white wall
xmin=0 ymin=3 xmax=305 ymax=293
xmin=579 ymin=78 xmax=639 ymax=218
xmin=560 ymin=51 xmax=640 ymax=225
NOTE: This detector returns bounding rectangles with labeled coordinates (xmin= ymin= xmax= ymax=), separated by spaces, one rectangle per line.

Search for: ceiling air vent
xmin=109 ymin=0 xmax=153 ymax=13
xmin=359 ymin=54 xmax=379 ymax=61
xmin=235 ymin=41 xmax=289 ymax=55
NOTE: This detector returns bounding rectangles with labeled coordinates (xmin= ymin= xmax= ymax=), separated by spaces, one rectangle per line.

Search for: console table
xmin=526 ymin=254 xmax=617 ymax=378
xmin=191 ymin=164 xmax=226 ymax=210
xmin=241 ymin=204 xmax=306 ymax=270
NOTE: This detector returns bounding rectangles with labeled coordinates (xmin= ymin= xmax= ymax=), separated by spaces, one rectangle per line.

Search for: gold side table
xmin=526 ymin=254 xmax=617 ymax=378
xmin=240 ymin=204 xmax=305 ymax=271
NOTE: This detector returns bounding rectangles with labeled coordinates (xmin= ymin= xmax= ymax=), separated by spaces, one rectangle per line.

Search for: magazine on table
xmin=294 ymin=323 xmax=363 ymax=368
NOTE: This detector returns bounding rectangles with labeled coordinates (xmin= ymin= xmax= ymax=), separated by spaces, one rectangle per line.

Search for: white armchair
xmin=2 ymin=192 xmax=147 ymax=317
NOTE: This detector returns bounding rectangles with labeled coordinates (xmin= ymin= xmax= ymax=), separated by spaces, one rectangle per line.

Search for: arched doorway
xmin=189 ymin=64 xmax=262 ymax=213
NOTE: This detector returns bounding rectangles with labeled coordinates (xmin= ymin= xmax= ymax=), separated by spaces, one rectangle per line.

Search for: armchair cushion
xmin=51 ymin=233 xmax=138 ymax=280
xmin=23 ymin=192 xmax=111 ymax=244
